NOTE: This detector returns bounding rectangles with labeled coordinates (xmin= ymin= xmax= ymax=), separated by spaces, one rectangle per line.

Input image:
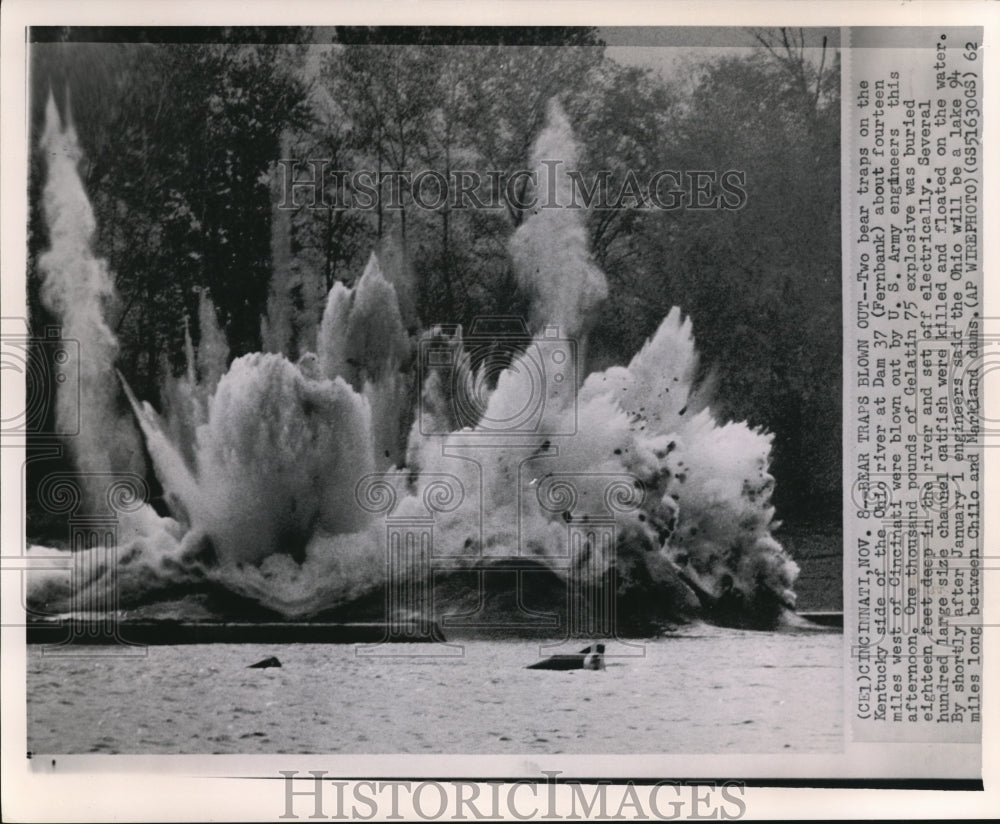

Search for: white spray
xmin=36 ymin=91 xmax=145 ymax=508
xmin=30 ymin=94 xmax=798 ymax=624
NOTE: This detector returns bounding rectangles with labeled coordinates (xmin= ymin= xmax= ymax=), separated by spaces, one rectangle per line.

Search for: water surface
xmin=27 ymin=626 xmax=841 ymax=755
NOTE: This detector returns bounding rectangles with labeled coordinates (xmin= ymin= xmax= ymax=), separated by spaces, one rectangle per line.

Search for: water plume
xmin=317 ymin=253 xmax=411 ymax=387
xmin=316 ymin=252 xmax=414 ymax=469
xmin=36 ymin=91 xmax=145 ymax=511
xmin=160 ymin=289 xmax=229 ymax=467
xmin=28 ymin=94 xmax=799 ymax=629
xmin=509 ymin=99 xmax=608 ymax=337
xmin=192 ymin=353 xmax=377 ymax=565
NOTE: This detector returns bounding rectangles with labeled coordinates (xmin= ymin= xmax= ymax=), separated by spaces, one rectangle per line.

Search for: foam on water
xmin=28 ymin=96 xmax=798 ymax=626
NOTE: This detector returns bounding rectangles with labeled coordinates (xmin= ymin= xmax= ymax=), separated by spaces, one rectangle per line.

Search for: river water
xmin=27 ymin=624 xmax=841 ymax=755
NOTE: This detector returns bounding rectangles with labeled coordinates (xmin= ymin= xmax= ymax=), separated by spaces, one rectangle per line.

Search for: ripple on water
xmin=27 ymin=636 xmax=841 ymax=754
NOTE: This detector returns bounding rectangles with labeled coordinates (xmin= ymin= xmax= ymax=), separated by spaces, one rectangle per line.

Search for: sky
xmin=601 ymin=26 xmax=838 ymax=80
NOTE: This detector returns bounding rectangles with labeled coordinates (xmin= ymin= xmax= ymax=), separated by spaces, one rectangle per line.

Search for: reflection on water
xmin=28 ymin=627 xmax=841 ymax=755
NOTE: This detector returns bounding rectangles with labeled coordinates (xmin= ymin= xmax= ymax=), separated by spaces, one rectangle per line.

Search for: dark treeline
xmin=27 ymin=26 xmax=840 ymax=520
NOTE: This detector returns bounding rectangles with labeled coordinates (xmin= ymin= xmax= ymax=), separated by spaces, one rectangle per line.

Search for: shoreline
xmin=25 ymin=612 xmax=842 ymax=645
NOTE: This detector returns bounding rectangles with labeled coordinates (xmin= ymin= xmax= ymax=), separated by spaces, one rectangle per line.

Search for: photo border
xmin=2 ymin=0 xmax=997 ymax=820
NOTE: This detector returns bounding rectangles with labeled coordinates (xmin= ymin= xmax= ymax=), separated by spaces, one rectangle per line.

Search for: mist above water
xmin=28 ymin=96 xmax=799 ymax=630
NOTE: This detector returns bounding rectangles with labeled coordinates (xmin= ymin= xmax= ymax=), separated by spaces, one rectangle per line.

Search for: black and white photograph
xmin=0 ymin=2 xmax=994 ymax=821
